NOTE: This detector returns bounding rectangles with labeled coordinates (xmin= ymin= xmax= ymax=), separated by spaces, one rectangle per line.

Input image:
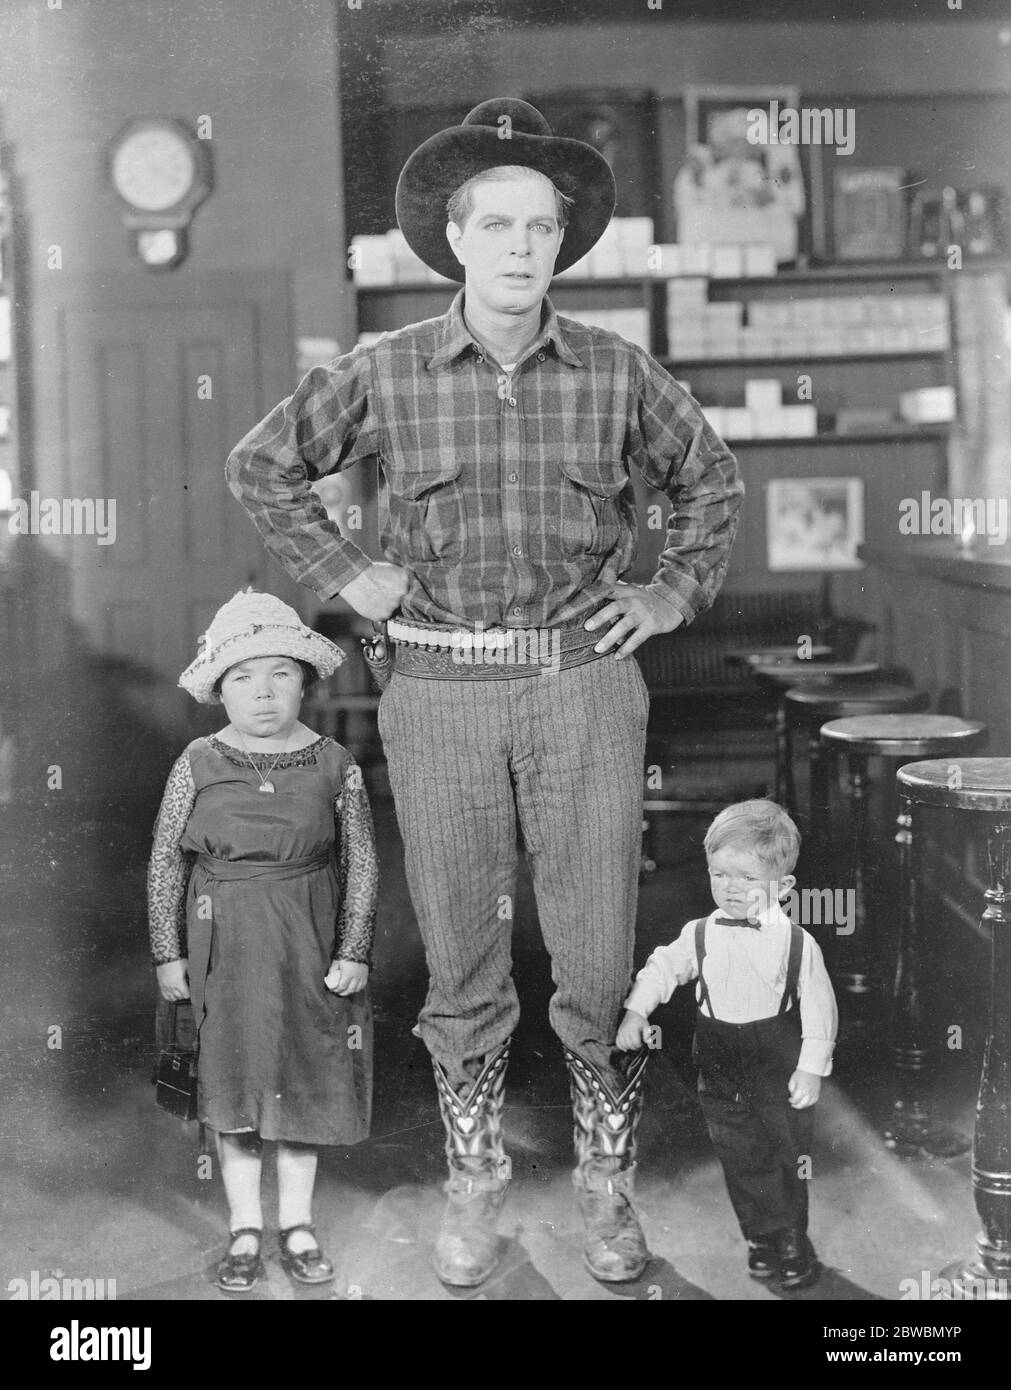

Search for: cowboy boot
xmin=431 ymin=1039 xmax=511 ymax=1287
xmin=564 ymin=1045 xmax=650 ymax=1283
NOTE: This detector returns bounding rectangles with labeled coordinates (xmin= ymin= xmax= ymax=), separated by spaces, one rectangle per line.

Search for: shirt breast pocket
xmin=383 ymin=458 xmax=467 ymax=564
xmin=557 ymin=451 xmax=630 ymax=559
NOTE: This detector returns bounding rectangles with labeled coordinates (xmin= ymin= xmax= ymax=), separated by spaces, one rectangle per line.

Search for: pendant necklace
xmin=235 ymin=729 xmax=289 ymax=794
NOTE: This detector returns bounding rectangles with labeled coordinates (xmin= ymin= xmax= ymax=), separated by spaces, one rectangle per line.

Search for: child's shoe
xmin=278 ymin=1224 xmax=335 ymax=1285
xmin=747 ymin=1236 xmax=779 ymax=1280
xmin=777 ymin=1229 xmax=819 ymax=1289
xmin=215 ymin=1228 xmax=265 ymax=1293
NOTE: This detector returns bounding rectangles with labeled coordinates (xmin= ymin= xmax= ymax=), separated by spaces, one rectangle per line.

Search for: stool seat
xmin=896 ymin=757 xmax=1011 ymax=813
xmin=726 ymin=644 xmax=833 ymax=668
xmin=750 ymin=660 xmax=878 ymax=688
xmin=785 ymin=682 xmax=929 ymax=722
xmin=821 ymin=714 xmax=987 ymax=758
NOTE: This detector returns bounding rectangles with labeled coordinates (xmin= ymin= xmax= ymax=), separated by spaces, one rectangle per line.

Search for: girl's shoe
xmin=278 ymin=1224 xmax=335 ymax=1284
xmin=215 ymin=1228 xmax=265 ymax=1293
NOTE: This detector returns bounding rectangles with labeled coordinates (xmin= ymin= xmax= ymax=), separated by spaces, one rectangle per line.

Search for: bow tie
xmin=715 ymin=916 xmax=762 ymax=930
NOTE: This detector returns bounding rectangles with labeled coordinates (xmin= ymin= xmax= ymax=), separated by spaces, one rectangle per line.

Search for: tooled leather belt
xmin=385 ymin=616 xmax=608 ymax=680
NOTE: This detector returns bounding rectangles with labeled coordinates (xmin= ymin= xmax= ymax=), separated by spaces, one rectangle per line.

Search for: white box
xmin=899 ymin=386 xmax=956 ymax=423
xmin=723 ymin=407 xmax=755 ymax=438
xmin=617 ymin=217 xmax=655 ymax=276
xmin=792 ymin=298 xmax=825 ymax=327
xmin=743 ymin=243 xmax=777 ymax=277
xmin=780 ymin=405 xmax=818 ymax=436
xmin=350 ymin=235 xmax=394 ymax=285
xmin=647 ymin=243 xmax=681 ymax=277
xmin=753 ymin=407 xmax=786 ymax=438
xmin=704 ymin=301 xmax=744 ymax=333
xmin=589 ymin=223 xmax=624 ymax=277
xmin=919 ymin=323 xmax=951 ymax=351
xmin=680 ymin=244 xmax=712 ymax=276
xmin=668 ymin=278 xmax=710 ymax=310
xmin=745 ymin=378 xmax=783 ymax=412
xmin=704 ymin=406 xmax=726 ymax=436
xmin=704 ymin=334 xmax=742 ymax=359
xmin=711 ymin=245 xmax=744 ymax=278
xmin=749 ymin=301 xmax=793 ymax=329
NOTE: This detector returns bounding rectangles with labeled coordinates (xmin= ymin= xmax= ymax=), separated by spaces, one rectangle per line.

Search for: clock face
xmin=111 ymin=123 xmax=197 ymax=213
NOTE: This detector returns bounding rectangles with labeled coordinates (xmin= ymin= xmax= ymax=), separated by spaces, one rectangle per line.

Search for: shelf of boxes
xmin=665 ymin=279 xmax=950 ymax=364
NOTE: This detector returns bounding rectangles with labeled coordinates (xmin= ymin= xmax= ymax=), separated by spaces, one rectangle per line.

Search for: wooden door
xmin=57 ymin=272 xmax=299 ymax=719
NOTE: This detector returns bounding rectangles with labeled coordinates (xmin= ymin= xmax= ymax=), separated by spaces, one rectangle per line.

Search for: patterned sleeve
xmin=333 ymin=754 xmax=378 ymax=966
xmin=147 ymin=751 xmax=197 ymax=966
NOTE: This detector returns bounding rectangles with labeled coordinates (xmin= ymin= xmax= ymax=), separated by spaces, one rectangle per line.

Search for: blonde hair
xmin=704 ymin=800 xmax=801 ymax=877
xmin=447 ymin=165 xmax=573 ymax=230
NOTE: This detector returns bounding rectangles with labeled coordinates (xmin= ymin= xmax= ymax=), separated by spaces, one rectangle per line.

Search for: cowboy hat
xmin=395 ymin=97 xmax=616 ymax=283
xmin=179 ymin=589 xmax=344 ymax=705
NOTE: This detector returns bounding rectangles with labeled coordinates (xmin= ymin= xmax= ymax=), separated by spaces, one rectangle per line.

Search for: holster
xmin=361 ymin=621 xmax=393 ymax=692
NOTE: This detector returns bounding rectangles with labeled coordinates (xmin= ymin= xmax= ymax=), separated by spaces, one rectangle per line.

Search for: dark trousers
xmin=694 ymin=1009 xmax=814 ymax=1241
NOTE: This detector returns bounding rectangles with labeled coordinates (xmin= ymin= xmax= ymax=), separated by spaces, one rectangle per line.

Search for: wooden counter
xmin=860 ymin=541 xmax=1011 ymax=753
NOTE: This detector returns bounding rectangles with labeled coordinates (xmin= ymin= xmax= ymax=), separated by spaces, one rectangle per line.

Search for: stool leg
xmin=808 ymin=727 xmax=831 ymax=869
xmin=775 ymin=697 xmax=797 ymax=815
xmin=833 ymin=752 xmax=875 ymax=1029
xmin=886 ymin=797 xmax=969 ymax=1158
xmin=939 ymin=820 xmax=1011 ymax=1299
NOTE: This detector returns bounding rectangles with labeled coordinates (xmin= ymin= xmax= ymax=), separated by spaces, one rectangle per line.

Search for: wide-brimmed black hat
xmin=395 ymin=97 xmax=616 ymax=283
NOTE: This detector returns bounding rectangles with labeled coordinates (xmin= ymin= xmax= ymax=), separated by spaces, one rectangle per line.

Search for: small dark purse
xmin=154 ymin=1000 xmax=199 ymax=1121
xmin=361 ymin=620 xmax=393 ymax=692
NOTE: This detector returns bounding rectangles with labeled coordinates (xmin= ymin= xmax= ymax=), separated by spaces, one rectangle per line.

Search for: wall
xmin=1 ymin=0 xmax=347 ymax=339
xmin=1 ymin=0 xmax=352 ymax=521
xmin=377 ymin=17 xmax=1011 ymax=105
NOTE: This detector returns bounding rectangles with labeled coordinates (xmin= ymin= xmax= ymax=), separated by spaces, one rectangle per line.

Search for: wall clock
xmin=107 ymin=117 xmax=213 ymax=270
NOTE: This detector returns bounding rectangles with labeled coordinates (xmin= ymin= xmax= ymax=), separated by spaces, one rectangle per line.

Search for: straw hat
xmin=179 ymin=589 xmax=344 ymax=704
xmin=395 ymin=97 xmax=616 ymax=283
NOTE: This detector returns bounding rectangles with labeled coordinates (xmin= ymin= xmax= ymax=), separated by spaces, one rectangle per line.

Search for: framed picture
xmin=676 ymin=85 xmax=811 ymax=264
xmin=834 ymin=167 xmax=908 ymax=260
xmin=766 ymin=477 xmax=865 ymax=572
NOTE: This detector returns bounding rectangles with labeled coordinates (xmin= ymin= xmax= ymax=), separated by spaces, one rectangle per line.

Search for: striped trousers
xmin=378 ymin=654 xmax=649 ymax=1091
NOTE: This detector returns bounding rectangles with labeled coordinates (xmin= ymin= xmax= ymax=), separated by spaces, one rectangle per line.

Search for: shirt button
xmin=537 ymin=352 xmax=546 ymax=363
xmin=512 ymin=546 xmax=522 ymax=557
xmin=508 ymin=398 xmax=517 ymax=407
xmin=513 ymin=607 xmax=522 ymax=616
xmin=508 ymin=472 xmax=518 ymax=483
xmin=476 ymin=354 xmax=485 ymax=363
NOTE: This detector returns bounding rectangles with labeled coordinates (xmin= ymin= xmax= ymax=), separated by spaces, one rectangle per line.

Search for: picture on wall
xmin=766 ymin=476 xmax=865 ymax=571
xmin=675 ymin=85 xmax=812 ymax=264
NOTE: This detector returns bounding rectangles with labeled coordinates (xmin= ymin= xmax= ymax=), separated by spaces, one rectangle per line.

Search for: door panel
xmin=58 ymin=272 xmax=296 ymax=711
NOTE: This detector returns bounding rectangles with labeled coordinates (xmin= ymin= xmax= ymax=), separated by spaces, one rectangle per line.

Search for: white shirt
xmin=624 ymin=903 xmax=838 ymax=1076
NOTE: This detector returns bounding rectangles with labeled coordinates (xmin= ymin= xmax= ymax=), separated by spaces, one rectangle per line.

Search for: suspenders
xmin=693 ymin=916 xmax=805 ymax=1022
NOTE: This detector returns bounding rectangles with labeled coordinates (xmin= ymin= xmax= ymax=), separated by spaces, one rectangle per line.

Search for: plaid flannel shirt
xmin=226 ymin=290 xmax=743 ymax=629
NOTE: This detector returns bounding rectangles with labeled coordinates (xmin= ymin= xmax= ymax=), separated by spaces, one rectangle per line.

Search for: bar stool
xmin=820 ymin=715 xmax=986 ymax=1125
xmin=784 ymin=680 xmax=930 ymax=860
xmin=747 ymin=659 xmax=879 ymax=813
xmin=724 ymin=643 xmax=833 ymax=673
xmin=895 ymin=759 xmax=1011 ymax=1300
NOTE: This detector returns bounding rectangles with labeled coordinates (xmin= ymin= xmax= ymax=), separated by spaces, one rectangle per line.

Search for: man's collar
xmin=426 ymin=290 xmax=585 ymax=371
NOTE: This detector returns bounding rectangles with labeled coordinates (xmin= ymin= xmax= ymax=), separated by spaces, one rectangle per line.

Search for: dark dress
xmin=148 ymin=735 xmax=375 ymax=1146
